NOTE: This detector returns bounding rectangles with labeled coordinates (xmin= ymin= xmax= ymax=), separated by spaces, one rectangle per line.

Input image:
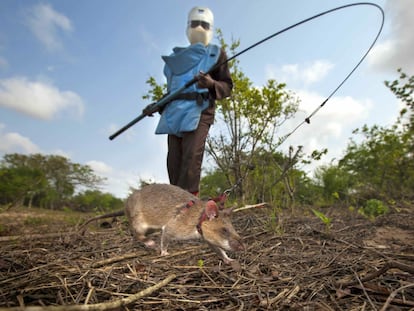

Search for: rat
xmin=81 ymin=183 xmax=244 ymax=264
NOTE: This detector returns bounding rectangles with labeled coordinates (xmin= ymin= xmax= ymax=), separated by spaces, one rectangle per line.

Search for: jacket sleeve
xmin=209 ymin=49 xmax=233 ymax=100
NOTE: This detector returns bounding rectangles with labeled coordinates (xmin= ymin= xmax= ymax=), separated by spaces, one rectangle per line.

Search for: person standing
xmin=151 ymin=6 xmax=233 ymax=196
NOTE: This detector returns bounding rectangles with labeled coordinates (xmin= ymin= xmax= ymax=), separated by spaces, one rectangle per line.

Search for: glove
xmin=197 ymin=71 xmax=215 ymax=89
xmin=142 ymin=103 xmax=159 ymax=117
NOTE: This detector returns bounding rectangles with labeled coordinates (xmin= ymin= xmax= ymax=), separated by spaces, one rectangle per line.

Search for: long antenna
xmin=109 ymin=2 xmax=384 ymax=140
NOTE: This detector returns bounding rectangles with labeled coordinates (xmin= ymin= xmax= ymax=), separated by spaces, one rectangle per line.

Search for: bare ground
xmin=0 ymin=205 xmax=413 ymax=310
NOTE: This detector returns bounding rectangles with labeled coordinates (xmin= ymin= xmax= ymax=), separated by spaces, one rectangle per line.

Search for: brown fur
xmin=125 ymin=184 xmax=244 ymax=263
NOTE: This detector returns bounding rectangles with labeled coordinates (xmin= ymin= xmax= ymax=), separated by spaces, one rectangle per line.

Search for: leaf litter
xmin=0 ymin=206 xmax=413 ymax=310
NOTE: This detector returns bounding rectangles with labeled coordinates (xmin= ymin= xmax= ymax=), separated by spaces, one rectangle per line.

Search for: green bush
xmin=359 ymin=199 xmax=389 ymax=219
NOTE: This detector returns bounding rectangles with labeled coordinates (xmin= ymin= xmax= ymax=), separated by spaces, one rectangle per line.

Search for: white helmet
xmin=186 ymin=7 xmax=214 ymax=45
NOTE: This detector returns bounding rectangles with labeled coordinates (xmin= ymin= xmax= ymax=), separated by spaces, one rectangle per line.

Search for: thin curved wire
xmin=219 ymin=3 xmax=385 ymax=194
xmin=224 ymin=2 xmax=385 ymax=147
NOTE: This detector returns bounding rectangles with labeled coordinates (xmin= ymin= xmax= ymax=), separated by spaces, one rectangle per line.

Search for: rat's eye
xmin=221 ymin=227 xmax=229 ymax=236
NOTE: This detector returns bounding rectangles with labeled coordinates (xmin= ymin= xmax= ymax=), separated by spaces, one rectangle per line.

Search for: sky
xmin=0 ymin=1 xmax=413 ymax=199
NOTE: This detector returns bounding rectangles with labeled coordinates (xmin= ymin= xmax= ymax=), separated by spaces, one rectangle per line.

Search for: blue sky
xmin=1 ymin=1 xmax=413 ymax=198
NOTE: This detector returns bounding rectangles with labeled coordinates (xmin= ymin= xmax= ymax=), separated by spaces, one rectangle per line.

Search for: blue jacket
xmin=155 ymin=43 xmax=220 ymax=136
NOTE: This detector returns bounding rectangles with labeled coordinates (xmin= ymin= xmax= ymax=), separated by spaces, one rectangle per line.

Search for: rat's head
xmin=198 ymin=200 xmax=245 ymax=254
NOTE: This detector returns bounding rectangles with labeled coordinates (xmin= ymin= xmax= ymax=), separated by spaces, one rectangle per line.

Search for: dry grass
xmin=0 ymin=205 xmax=413 ymax=310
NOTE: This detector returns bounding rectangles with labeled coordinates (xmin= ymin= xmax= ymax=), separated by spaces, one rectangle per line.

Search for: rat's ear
xmin=205 ymin=200 xmax=218 ymax=220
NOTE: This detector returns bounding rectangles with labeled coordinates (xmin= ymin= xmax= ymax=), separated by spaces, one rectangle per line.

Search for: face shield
xmin=186 ymin=7 xmax=214 ymax=45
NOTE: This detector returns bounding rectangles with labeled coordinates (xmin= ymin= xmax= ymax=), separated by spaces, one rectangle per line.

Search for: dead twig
xmin=380 ymin=283 xmax=414 ymax=311
xmin=0 ymin=274 xmax=176 ymax=311
xmin=353 ymin=270 xmax=376 ymax=310
xmin=1 ymin=204 xmax=413 ymax=310
xmin=89 ymin=253 xmax=139 ymax=268
xmin=335 ymin=261 xmax=414 ymax=287
xmin=233 ymin=203 xmax=268 ymax=213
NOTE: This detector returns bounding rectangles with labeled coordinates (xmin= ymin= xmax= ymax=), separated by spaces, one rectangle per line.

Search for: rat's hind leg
xmin=160 ymin=225 xmax=173 ymax=256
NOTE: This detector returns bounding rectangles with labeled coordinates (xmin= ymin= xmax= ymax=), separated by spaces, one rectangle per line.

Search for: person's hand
xmin=197 ymin=71 xmax=215 ymax=89
xmin=142 ymin=103 xmax=159 ymax=117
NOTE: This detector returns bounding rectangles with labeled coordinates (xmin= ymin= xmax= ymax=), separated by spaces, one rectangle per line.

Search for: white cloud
xmin=86 ymin=160 xmax=145 ymax=198
xmin=0 ymin=124 xmax=41 ymax=154
xmin=368 ymin=0 xmax=414 ymax=73
xmin=0 ymin=77 xmax=84 ymax=120
xmin=87 ymin=160 xmax=113 ymax=175
xmin=266 ymin=60 xmax=334 ymax=86
xmin=280 ymin=90 xmax=373 ymax=170
xmin=295 ymin=90 xmax=371 ymax=125
xmin=25 ymin=3 xmax=73 ymax=51
xmin=301 ymin=61 xmax=335 ymax=85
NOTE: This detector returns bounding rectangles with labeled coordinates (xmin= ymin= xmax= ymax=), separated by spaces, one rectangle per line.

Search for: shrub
xmin=359 ymin=199 xmax=389 ymax=219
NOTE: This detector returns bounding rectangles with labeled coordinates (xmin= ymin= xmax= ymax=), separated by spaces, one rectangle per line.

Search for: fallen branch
xmin=0 ymin=273 xmax=176 ymax=311
xmin=90 ymin=253 xmax=139 ymax=268
xmin=259 ymin=285 xmax=300 ymax=307
xmin=353 ymin=270 xmax=376 ymax=310
xmin=234 ymin=203 xmax=268 ymax=212
xmin=335 ymin=261 xmax=414 ymax=287
xmin=380 ymin=283 xmax=414 ymax=311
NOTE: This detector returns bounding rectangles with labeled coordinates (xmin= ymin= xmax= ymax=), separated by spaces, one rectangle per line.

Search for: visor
xmin=189 ymin=20 xmax=210 ymax=30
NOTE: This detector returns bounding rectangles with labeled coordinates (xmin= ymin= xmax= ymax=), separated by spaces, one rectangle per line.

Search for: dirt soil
xmin=0 ymin=205 xmax=413 ymax=310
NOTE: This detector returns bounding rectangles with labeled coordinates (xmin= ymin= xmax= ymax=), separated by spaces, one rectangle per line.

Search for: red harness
xmin=196 ymin=210 xmax=209 ymax=236
xmin=180 ymin=194 xmax=227 ymax=236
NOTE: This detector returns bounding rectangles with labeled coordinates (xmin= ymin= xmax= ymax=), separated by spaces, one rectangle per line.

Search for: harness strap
xmin=178 ymin=199 xmax=225 ymax=236
xmin=196 ymin=211 xmax=208 ymax=236
xmin=179 ymin=200 xmax=196 ymax=213
xmin=172 ymin=92 xmax=210 ymax=105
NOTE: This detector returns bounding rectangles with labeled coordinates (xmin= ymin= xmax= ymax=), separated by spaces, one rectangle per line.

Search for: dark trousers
xmin=167 ymin=115 xmax=211 ymax=194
